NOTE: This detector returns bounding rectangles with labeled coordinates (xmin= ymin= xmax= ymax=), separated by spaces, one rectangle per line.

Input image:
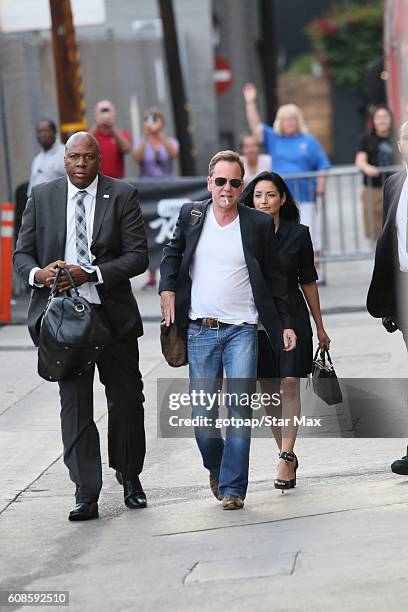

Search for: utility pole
xmin=158 ymin=0 xmax=197 ymax=175
xmin=49 ymin=0 xmax=87 ymax=143
xmin=258 ymin=0 xmax=278 ymax=124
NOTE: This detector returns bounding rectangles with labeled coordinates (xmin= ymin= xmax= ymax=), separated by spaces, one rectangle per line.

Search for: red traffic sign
xmin=214 ymin=56 xmax=233 ymax=96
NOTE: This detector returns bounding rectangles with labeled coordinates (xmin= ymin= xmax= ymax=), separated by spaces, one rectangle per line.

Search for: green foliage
xmin=306 ymin=1 xmax=383 ymax=91
xmin=284 ymin=53 xmax=316 ymax=76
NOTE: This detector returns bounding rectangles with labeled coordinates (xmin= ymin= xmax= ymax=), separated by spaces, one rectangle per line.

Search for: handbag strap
xmin=313 ymin=347 xmax=334 ymax=368
xmin=49 ymin=267 xmax=79 ymax=299
xmin=180 ymin=201 xmax=205 ymax=226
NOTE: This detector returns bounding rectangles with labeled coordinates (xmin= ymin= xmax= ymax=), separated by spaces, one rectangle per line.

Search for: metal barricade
xmin=281 ymin=165 xmax=402 ymax=266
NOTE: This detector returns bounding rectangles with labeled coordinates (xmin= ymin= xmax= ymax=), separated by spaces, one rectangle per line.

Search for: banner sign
xmin=129 ymin=177 xmax=209 ymax=268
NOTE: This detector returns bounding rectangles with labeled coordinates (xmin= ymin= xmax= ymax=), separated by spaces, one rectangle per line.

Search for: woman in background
xmin=133 ymin=108 xmax=179 ymax=290
xmin=355 ymin=105 xmax=399 ymax=239
xmin=243 ymin=83 xmax=331 ymax=282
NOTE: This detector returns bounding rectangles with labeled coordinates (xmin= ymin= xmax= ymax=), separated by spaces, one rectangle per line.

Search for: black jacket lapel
xmin=238 ymin=204 xmax=255 ymax=262
xmin=184 ymin=199 xmax=211 ymax=262
xmin=92 ymin=173 xmax=112 ymax=246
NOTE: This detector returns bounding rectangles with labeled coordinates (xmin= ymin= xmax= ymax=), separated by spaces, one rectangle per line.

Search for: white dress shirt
xmin=29 ymin=175 xmax=103 ymax=304
xmin=27 ymin=140 xmax=66 ymax=196
xmin=395 ymin=167 xmax=408 ymax=272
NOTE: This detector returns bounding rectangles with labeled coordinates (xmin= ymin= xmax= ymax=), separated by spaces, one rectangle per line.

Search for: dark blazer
xmin=159 ymin=200 xmax=293 ymax=349
xmin=13 ymin=173 xmax=149 ymax=346
xmin=367 ymin=169 xmax=406 ymax=321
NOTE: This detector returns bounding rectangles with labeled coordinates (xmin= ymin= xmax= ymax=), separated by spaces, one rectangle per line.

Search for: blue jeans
xmin=187 ymin=322 xmax=258 ymax=500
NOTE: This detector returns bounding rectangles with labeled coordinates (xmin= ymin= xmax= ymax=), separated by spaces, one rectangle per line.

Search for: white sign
xmin=149 ymin=199 xmax=191 ymax=244
xmin=0 ymin=0 xmax=106 ymax=33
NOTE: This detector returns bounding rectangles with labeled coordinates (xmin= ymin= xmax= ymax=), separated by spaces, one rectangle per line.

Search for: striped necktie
xmin=75 ymin=190 xmax=91 ymax=268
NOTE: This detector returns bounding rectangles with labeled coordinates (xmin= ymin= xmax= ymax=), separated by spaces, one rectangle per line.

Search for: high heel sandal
xmin=274 ymin=450 xmax=295 ymax=493
xmin=290 ymin=453 xmax=299 ymax=489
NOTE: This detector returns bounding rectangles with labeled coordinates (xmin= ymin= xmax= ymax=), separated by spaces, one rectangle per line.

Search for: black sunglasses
xmin=214 ymin=177 xmax=242 ymax=188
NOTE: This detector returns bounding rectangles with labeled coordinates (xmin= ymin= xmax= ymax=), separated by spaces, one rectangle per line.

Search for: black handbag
xmin=38 ymin=268 xmax=110 ymax=382
xmin=311 ymin=348 xmax=343 ymax=405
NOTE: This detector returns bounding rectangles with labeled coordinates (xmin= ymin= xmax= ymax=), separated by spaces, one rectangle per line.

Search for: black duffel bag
xmin=38 ymin=267 xmax=110 ymax=382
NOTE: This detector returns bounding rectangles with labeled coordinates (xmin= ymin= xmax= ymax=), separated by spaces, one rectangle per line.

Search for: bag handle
xmin=313 ymin=347 xmax=333 ymax=367
xmin=49 ymin=267 xmax=79 ymax=298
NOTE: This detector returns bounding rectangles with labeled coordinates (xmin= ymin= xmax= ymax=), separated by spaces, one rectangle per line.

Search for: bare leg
xmin=260 ymin=378 xmax=282 ymax=449
xmin=276 ymin=377 xmax=300 ymax=482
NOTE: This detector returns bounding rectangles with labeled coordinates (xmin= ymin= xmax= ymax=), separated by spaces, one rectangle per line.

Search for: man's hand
xmin=160 ymin=291 xmax=175 ymax=326
xmin=243 ymin=82 xmax=257 ymax=103
xmin=34 ymin=260 xmax=66 ymax=288
xmin=56 ymin=265 xmax=90 ymax=292
xmin=283 ymin=328 xmax=297 ymax=352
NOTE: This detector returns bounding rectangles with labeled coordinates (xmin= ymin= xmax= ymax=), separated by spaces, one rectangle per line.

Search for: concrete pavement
xmin=1 ymin=268 xmax=408 ymax=612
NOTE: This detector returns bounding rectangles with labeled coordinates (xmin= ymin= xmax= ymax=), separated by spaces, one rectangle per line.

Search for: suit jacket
xmin=13 ymin=173 xmax=149 ymax=346
xmin=367 ymin=169 xmax=406 ymax=320
xmin=159 ymin=200 xmax=293 ymax=350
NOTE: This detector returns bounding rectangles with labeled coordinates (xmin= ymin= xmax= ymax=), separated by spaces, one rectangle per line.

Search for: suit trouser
xmin=58 ymin=321 xmax=145 ymax=503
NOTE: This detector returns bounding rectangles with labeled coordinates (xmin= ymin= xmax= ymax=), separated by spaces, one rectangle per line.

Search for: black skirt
xmin=257 ymin=327 xmax=313 ymax=379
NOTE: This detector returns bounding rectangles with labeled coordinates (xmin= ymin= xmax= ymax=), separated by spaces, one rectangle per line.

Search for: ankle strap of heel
xmin=279 ymin=450 xmax=295 ymax=462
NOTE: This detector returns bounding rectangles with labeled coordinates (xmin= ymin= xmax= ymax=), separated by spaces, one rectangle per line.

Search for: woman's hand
xmin=243 ymin=82 xmax=257 ymax=103
xmin=317 ymin=327 xmax=331 ymax=351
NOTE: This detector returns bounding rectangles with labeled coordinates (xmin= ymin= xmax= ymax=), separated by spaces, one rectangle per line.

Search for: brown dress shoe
xmin=222 ymin=495 xmax=244 ymax=510
xmin=209 ymin=474 xmax=220 ymax=500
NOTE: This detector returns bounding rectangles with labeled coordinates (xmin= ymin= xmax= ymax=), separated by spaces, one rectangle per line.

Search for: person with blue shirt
xmin=243 ymin=83 xmax=331 ymax=281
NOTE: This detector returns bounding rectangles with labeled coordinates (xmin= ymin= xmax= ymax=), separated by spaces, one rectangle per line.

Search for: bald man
xmin=14 ymin=132 xmax=149 ymax=521
xmin=89 ymin=100 xmax=131 ymax=178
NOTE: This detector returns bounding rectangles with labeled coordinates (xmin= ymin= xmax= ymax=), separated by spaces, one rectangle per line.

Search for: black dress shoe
xmin=391 ymin=447 xmax=408 ymax=475
xmin=68 ymin=502 xmax=99 ymax=522
xmin=123 ymin=477 xmax=147 ymax=509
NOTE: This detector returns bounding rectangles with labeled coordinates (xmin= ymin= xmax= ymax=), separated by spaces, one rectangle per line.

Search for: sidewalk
xmin=1 ymin=266 xmax=408 ymax=611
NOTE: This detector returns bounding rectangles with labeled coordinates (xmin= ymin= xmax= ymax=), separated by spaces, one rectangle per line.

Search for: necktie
xmin=75 ymin=190 xmax=91 ymax=269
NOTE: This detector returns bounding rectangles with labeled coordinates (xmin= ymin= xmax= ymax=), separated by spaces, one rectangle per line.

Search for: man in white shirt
xmin=367 ymin=120 xmax=408 ymax=475
xmin=160 ymin=150 xmax=296 ymax=510
xmin=14 ymin=132 xmax=149 ymax=521
xmin=27 ymin=119 xmax=65 ymax=196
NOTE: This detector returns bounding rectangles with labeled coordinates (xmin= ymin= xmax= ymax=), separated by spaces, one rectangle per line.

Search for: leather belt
xmin=189 ymin=317 xmax=231 ymax=329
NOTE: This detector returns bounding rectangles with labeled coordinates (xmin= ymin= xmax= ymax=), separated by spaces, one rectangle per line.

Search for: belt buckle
xmin=208 ymin=318 xmax=219 ymax=329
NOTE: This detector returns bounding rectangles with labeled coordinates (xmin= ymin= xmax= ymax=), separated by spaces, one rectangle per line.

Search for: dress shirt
xmin=395 ymin=167 xmax=408 ymax=272
xmin=29 ymin=175 xmax=103 ymax=303
xmin=27 ymin=140 xmax=66 ymax=196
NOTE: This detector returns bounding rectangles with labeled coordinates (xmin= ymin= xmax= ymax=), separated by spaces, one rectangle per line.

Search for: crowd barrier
xmin=8 ymin=166 xmax=401 ymax=302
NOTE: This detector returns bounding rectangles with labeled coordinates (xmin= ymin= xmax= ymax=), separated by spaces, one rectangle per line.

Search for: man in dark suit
xmin=367 ymin=120 xmax=408 ymax=475
xmin=14 ymin=132 xmax=149 ymax=521
xmin=160 ymin=150 xmax=296 ymax=510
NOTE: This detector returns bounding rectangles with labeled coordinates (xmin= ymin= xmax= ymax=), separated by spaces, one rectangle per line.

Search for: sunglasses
xmin=213 ymin=177 xmax=242 ymax=188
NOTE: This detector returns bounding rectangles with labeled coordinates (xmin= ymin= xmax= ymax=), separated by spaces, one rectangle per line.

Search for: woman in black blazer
xmin=241 ymin=171 xmax=330 ymax=491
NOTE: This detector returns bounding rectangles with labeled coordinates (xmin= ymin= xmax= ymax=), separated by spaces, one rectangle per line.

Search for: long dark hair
xmin=240 ymin=171 xmax=300 ymax=222
xmin=369 ymin=105 xmax=397 ymax=138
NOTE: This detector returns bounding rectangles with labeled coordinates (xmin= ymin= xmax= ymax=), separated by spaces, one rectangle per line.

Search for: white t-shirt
xmin=189 ymin=205 xmax=258 ymax=325
xmin=27 ymin=140 xmax=66 ymax=196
